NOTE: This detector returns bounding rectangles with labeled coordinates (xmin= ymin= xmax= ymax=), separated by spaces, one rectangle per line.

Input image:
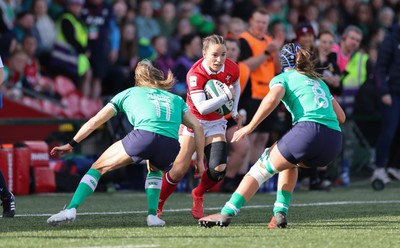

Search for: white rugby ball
xmin=204 ymin=79 xmax=233 ymax=116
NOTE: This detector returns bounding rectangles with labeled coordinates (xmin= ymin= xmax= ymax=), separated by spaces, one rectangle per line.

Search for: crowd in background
xmin=1 ymin=0 xmax=400 ymax=189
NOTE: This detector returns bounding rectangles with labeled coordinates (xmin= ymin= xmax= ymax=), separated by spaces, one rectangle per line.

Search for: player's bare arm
xmin=182 ymin=111 xmax=205 ymax=177
xmin=50 ymin=105 xmax=116 ymax=156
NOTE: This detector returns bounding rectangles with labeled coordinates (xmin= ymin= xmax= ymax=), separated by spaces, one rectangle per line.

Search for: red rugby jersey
xmin=186 ymin=58 xmax=239 ymax=120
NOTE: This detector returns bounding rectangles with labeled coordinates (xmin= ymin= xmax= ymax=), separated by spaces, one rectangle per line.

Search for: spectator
xmin=2 ymin=48 xmax=29 ymax=101
xmin=268 ymin=20 xmax=286 ymax=43
xmin=377 ymin=7 xmax=395 ymax=35
xmin=168 ymin=17 xmax=194 ymax=59
xmin=0 ymin=32 xmax=18 ymax=61
xmin=135 ymin=0 xmax=160 ymax=41
xmin=315 ymin=30 xmax=342 ymax=96
xmin=332 ymin=25 xmax=365 ymax=114
xmin=319 ymin=7 xmax=340 ymax=36
xmin=32 ymin=0 xmax=56 ymax=59
xmin=115 ymin=21 xmax=138 ymax=89
xmin=156 ymin=2 xmax=177 ymax=38
xmin=12 ymin=10 xmax=39 ymax=43
xmin=51 ymin=0 xmax=92 ymax=97
xmin=172 ymin=33 xmax=201 ymax=97
xmin=82 ymin=0 xmax=120 ymax=98
xmin=295 ymin=22 xmax=316 ymax=53
xmin=215 ymin=14 xmax=231 ymax=37
xmin=21 ymin=34 xmax=54 ymax=97
xmin=353 ymin=2 xmax=377 ymax=49
xmin=225 ymin=17 xmax=246 ymax=39
xmin=337 ymin=0 xmax=357 ymax=34
xmin=372 ymin=20 xmax=400 ymax=184
xmin=113 ymin=0 xmax=128 ymax=27
xmin=302 ymin=4 xmax=320 ymax=36
xmin=152 ymin=35 xmax=174 ymax=79
xmin=284 ymin=6 xmax=300 ymax=43
xmin=238 ymin=8 xmax=283 ymax=173
xmin=353 ymin=45 xmax=381 ymax=149
xmin=176 ymin=1 xmax=215 ymax=36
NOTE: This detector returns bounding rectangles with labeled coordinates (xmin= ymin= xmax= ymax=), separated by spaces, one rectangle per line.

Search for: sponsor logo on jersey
xmin=190 ymin=76 xmax=197 ymax=87
xmin=225 ymin=75 xmax=231 ymax=84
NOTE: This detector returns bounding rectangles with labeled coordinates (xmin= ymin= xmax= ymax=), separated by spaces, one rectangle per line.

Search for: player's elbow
xmin=186 ymin=118 xmax=203 ymax=135
xmin=265 ymin=95 xmax=280 ymax=107
xmin=197 ymin=107 xmax=208 ymax=115
xmin=338 ymin=113 xmax=346 ymax=124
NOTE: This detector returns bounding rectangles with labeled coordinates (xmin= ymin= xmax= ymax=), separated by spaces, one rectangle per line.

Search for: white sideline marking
xmin=81 ymin=245 xmax=159 ymax=248
xmin=15 ymin=200 xmax=400 ymax=217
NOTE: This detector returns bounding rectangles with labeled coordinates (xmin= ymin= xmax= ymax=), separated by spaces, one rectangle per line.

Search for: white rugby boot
xmin=47 ymin=208 xmax=77 ymax=226
xmin=371 ymin=168 xmax=391 ymax=184
xmin=147 ymin=214 xmax=166 ymax=227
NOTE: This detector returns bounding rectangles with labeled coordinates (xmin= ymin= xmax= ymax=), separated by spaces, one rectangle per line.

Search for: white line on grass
xmin=15 ymin=200 xmax=400 ymax=217
xmin=82 ymin=244 xmax=160 ymax=248
xmin=81 ymin=245 xmax=159 ymax=248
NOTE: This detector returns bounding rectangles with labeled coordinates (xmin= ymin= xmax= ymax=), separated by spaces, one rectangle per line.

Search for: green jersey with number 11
xmin=109 ymin=87 xmax=188 ymax=139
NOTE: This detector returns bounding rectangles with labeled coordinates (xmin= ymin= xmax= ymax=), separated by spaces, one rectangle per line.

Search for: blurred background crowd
xmin=1 ymin=0 xmax=400 ymax=192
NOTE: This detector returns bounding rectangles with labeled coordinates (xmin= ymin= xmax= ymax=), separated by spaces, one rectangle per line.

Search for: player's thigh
xmin=92 ymin=141 xmax=133 ymax=174
xmin=269 ymin=145 xmax=296 ymax=172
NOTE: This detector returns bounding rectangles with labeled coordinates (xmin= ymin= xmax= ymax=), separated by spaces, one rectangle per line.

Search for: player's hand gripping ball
xmin=204 ymin=79 xmax=233 ymax=116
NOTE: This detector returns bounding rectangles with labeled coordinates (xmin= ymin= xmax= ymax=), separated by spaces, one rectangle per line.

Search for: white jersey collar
xmin=202 ymin=59 xmax=225 ymax=75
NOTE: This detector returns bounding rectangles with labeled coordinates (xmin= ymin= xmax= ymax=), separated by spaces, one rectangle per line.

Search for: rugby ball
xmin=204 ymin=79 xmax=233 ymax=116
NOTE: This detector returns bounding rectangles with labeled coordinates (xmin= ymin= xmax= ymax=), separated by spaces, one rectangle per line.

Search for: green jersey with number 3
xmin=109 ymin=87 xmax=188 ymax=139
xmin=270 ymin=70 xmax=341 ymax=132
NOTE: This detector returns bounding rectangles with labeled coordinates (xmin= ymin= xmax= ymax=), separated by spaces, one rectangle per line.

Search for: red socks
xmin=193 ymin=170 xmax=218 ymax=196
xmin=158 ymin=172 xmax=178 ymax=209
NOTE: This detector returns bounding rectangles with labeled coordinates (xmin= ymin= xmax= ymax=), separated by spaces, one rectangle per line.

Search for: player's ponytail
xmin=296 ymin=49 xmax=322 ymax=79
xmin=135 ymin=59 xmax=176 ymax=91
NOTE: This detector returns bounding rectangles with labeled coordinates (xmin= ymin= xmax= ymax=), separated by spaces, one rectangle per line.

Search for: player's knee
xmin=247 ymin=151 xmax=277 ymax=186
xmin=247 ymin=162 xmax=270 ymax=186
xmin=207 ymin=167 xmax=226 ymax=181
xmin=205 ymin=141 xmax=228 ymax=181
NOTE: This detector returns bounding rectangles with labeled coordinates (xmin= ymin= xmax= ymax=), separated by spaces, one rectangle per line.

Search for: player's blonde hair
xmin=135 ymin=60 xmax=175 ymax=91
xmin=202 ymin=34 xmax=226 ymax=52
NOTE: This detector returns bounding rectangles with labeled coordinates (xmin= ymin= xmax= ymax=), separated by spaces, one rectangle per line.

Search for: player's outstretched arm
xmin=50 ymin=105 xmax=116 ymax=156
xmin=182 ymin=111 xmax=205 ymax=178
xmin=232 ymin=85 xmax=284 ymax=142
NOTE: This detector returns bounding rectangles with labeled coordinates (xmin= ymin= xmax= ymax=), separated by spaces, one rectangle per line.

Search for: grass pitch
xmin=1 ymin=179 xmax=400 ymax=248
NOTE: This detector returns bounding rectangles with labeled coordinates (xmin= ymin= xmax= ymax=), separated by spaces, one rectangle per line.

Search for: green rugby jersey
xmin=109 ymin=87 xmax=188 ymax=139
xmin=270 ymin=70 xmax=341 ymax=132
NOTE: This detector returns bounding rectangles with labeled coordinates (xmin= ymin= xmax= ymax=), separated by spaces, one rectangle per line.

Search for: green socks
xmin=221 ymin=192 xmax=246 ymax=216
xmin=273 ymin=190 xmax=292 ymax=215
xmin=145 ymin=171 xmax=162 ymax=216
xmin=67 ymin=168 xmax=101 ymax=210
